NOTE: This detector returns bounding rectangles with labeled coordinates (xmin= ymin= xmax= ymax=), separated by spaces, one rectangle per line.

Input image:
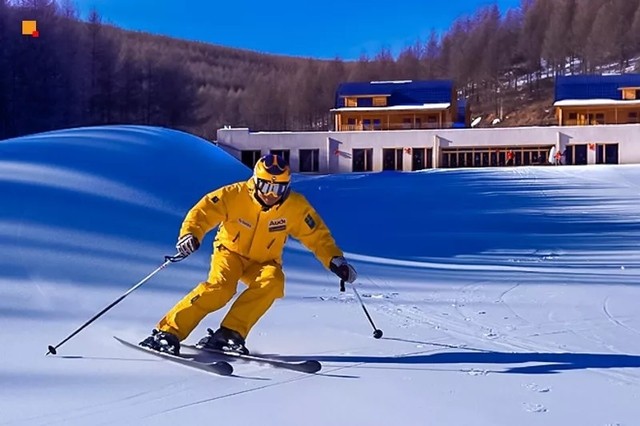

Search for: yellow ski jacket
xmin=179 ymin=179 xmax=343 ymax=267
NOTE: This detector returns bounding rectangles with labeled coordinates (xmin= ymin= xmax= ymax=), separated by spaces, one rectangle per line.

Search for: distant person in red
xmin=554 ymin=150 xmax=563 ymax=165
xmin=506 ymin=150 xmax=514 ymax=166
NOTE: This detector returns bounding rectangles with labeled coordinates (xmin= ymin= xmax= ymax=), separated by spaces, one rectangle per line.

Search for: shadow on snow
xmin=269 ymin=337 xmax=640 ymax=375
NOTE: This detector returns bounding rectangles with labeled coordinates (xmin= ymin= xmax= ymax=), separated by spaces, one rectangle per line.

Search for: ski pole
xmin=340 ymin=279 xmax=383 ymax=339
xmin=46 ymin=253 xmax=185 ymax=355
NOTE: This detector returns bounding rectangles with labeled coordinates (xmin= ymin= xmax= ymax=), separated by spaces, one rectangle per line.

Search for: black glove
xmin=329 ymin=256 xmax=357 ymax=283
xmin=176 ymin=234 xmax=200 ymax=257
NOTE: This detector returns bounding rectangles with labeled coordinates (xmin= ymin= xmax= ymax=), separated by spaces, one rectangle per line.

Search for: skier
xmin=140 ymin=154 xmax=357 ymax=355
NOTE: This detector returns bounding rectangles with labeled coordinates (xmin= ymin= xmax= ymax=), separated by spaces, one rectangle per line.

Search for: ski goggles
xmin=255 ymin=178 xmax=289 ymax=197
xmin=262 ymin=154 xmax=289 ymax=175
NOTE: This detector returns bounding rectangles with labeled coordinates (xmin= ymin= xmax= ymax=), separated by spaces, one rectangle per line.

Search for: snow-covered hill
xmin=2 ymin=126 xmax=640 ymax=426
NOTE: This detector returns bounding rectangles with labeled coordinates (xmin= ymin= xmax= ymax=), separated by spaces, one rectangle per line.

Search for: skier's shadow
xmin=260 ymin=337 xmax=640 ymax=375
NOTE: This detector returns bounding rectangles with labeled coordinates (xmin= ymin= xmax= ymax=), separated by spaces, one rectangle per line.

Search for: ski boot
xmin=139 ymin=329 xmax=181 ymax=355
xmin=196 ymin=326 xmax=249 ymax=355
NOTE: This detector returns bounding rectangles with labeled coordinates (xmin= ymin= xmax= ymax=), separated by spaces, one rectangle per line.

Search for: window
xmin=622 ymin=88 xmax=639 ymax=100
xmin=605 ymin=144 xmax=619 ymax=164
xmin=628 ymin=111 xmax=639 ymax=123
xmin=412 ymin=148 xmax=431 ymax=170
xmin=241 ymin=150 xmax=261 ymax=168
xmin=482 ymin=152 xmax=490 ymax=166
xmin=345 ymin=97 xmax=357 ymax=107
xmin=566 ymin=145 xmax=587 ymax=165
xmin=299 ymin=149 xmax=319 ymax=172
xmin=372 ymin=96 xmax=387 ymax=107
xmin=442 ymin=152 xmax=450 ymax=168
xmin=597 ymin=144 xmax=619 ymax=164
xmin=413 ymin=149 xmax=425 ymax=170
xmin=346 ymin=117 xmax=356 ymax=130
xmin=514 ymin=151 xmax=522 ymax=166
xmin=568 ymin=112 xmax=577 ymax=120
xmin=583 ymin=113 xmax=605 ymax=125
xmin=382 ymin=148 xmax=403 ymax=171
xmin=352 ymin=149 xmax=373 ymax=172
xmin=269 ymin=149 xmax=290 ymax=164
xmin=373 ymin=118 xmax=381 ymax=130
xmin=458 ymin=152 xmax=467 ymax=167
xmin=596 ymin=145 xmax=603 ymax=164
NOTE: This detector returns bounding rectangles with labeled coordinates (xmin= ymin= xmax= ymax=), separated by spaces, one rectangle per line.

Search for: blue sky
xmin=73 ymin=0 xmax=522 ymax=60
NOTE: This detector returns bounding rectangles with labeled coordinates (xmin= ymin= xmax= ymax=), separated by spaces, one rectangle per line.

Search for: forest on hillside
xmin=1 ymin=0 xmax=640 ymax=141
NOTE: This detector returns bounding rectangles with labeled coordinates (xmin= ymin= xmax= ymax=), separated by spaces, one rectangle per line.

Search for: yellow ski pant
xmin=157 ymin=246 xmax=285 ymax=340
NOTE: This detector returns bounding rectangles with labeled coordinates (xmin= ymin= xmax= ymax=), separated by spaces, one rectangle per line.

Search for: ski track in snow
xmin=603 ymin=295 xmax=640 ymax=337
xmin=338 ymin=269 xmax=640 ymax=414
xmin=11 ymin=263 xmax=639 ymax=425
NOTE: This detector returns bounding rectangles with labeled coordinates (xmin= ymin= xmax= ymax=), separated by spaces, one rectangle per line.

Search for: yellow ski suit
xmin=157 ymin=178 xmax=343 ymax=340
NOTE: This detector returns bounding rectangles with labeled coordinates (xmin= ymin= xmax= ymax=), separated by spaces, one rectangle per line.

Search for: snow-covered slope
xmin=2 ymin=126 xmax=640 ymax=426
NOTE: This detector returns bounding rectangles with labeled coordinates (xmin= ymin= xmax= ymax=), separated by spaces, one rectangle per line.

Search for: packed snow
xmin=2 ymin=125 xmax=640 ymax=425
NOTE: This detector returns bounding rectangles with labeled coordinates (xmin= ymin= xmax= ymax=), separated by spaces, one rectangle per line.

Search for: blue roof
xmin=555 ymin=74 xmax=640 ymax=101
xmin=335 ymin=80 xmax=453 ymax=108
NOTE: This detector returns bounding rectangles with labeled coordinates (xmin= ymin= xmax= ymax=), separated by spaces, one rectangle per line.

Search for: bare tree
xmin=347 ymin=52 xmax=377 ymax=82
xmin=371 ymin=46 xmax=396 ymax=80
xmin=477 ymin=5 xmax=502 ymax=82
xmin=86 ymin=9 xmax=118 ymax=123
xmin=58 ymin=0 xmax=77 ymax=18
xmin=519 ymin=0 xmax=551 ymax=88
xmin=439 ymin=17 xmax=474 ymax=97
xmin=633 ymin=3 xmax=640 ymax=71
xmin=422 ymin=30 xmax=441 ymax=78
xmin=500 ymin=8 xmax=525 ymax=88
xmin=5 ymin=0 xmax=640 ymax=138
xmin=0 ymin=0 xmax=11 ymax=137
xmin=572 ymin=0 xmax=608 ymax=72
xmin=596 ymin=0 xmax=640 ymax=72
xmin=397 ymin=40 xmax=423 ymax=79
xmin=542 ymin=0 xmax=576 ymax=76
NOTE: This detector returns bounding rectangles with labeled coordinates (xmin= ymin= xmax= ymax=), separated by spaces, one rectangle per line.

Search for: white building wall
xmin=217 ymin=124 xmax=640 ymax=172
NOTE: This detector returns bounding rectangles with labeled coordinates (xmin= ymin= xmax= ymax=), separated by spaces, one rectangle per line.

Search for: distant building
xmin=216 ymin=76 xmax=640 ymax=173
xmin=554 ymin=74 xmax=640 ymax=126
xmin=331 ymin=80 xmax=469 ymax=131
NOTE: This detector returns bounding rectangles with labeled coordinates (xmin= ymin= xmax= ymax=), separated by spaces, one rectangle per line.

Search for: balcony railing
xmin=339 ymin=122 xmax=454 ymax=131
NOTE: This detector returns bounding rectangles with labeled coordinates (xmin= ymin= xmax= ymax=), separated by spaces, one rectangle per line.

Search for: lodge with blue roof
xmin=216 ymin=74 xmax=640 ymax=172
xmin=554 ymin=74 xmax=640 ymax=125
xmin=331 ymin=80 xmax=467 ymax=131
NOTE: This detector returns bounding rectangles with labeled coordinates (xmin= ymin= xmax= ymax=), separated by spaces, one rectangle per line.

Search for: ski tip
xmin=113 ymin=336 xmax=126 ymax=345
xmin=214 ymin=362 xmax=234 ymax=376
xmin=305 ymin=360 xmax=322 ymax=373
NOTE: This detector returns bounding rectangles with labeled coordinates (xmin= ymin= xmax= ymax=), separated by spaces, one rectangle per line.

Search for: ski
xmin=183 ymin=344 xmax=322 ymax=374
xmin=114 ymin=336 xmax=234 ymax=376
